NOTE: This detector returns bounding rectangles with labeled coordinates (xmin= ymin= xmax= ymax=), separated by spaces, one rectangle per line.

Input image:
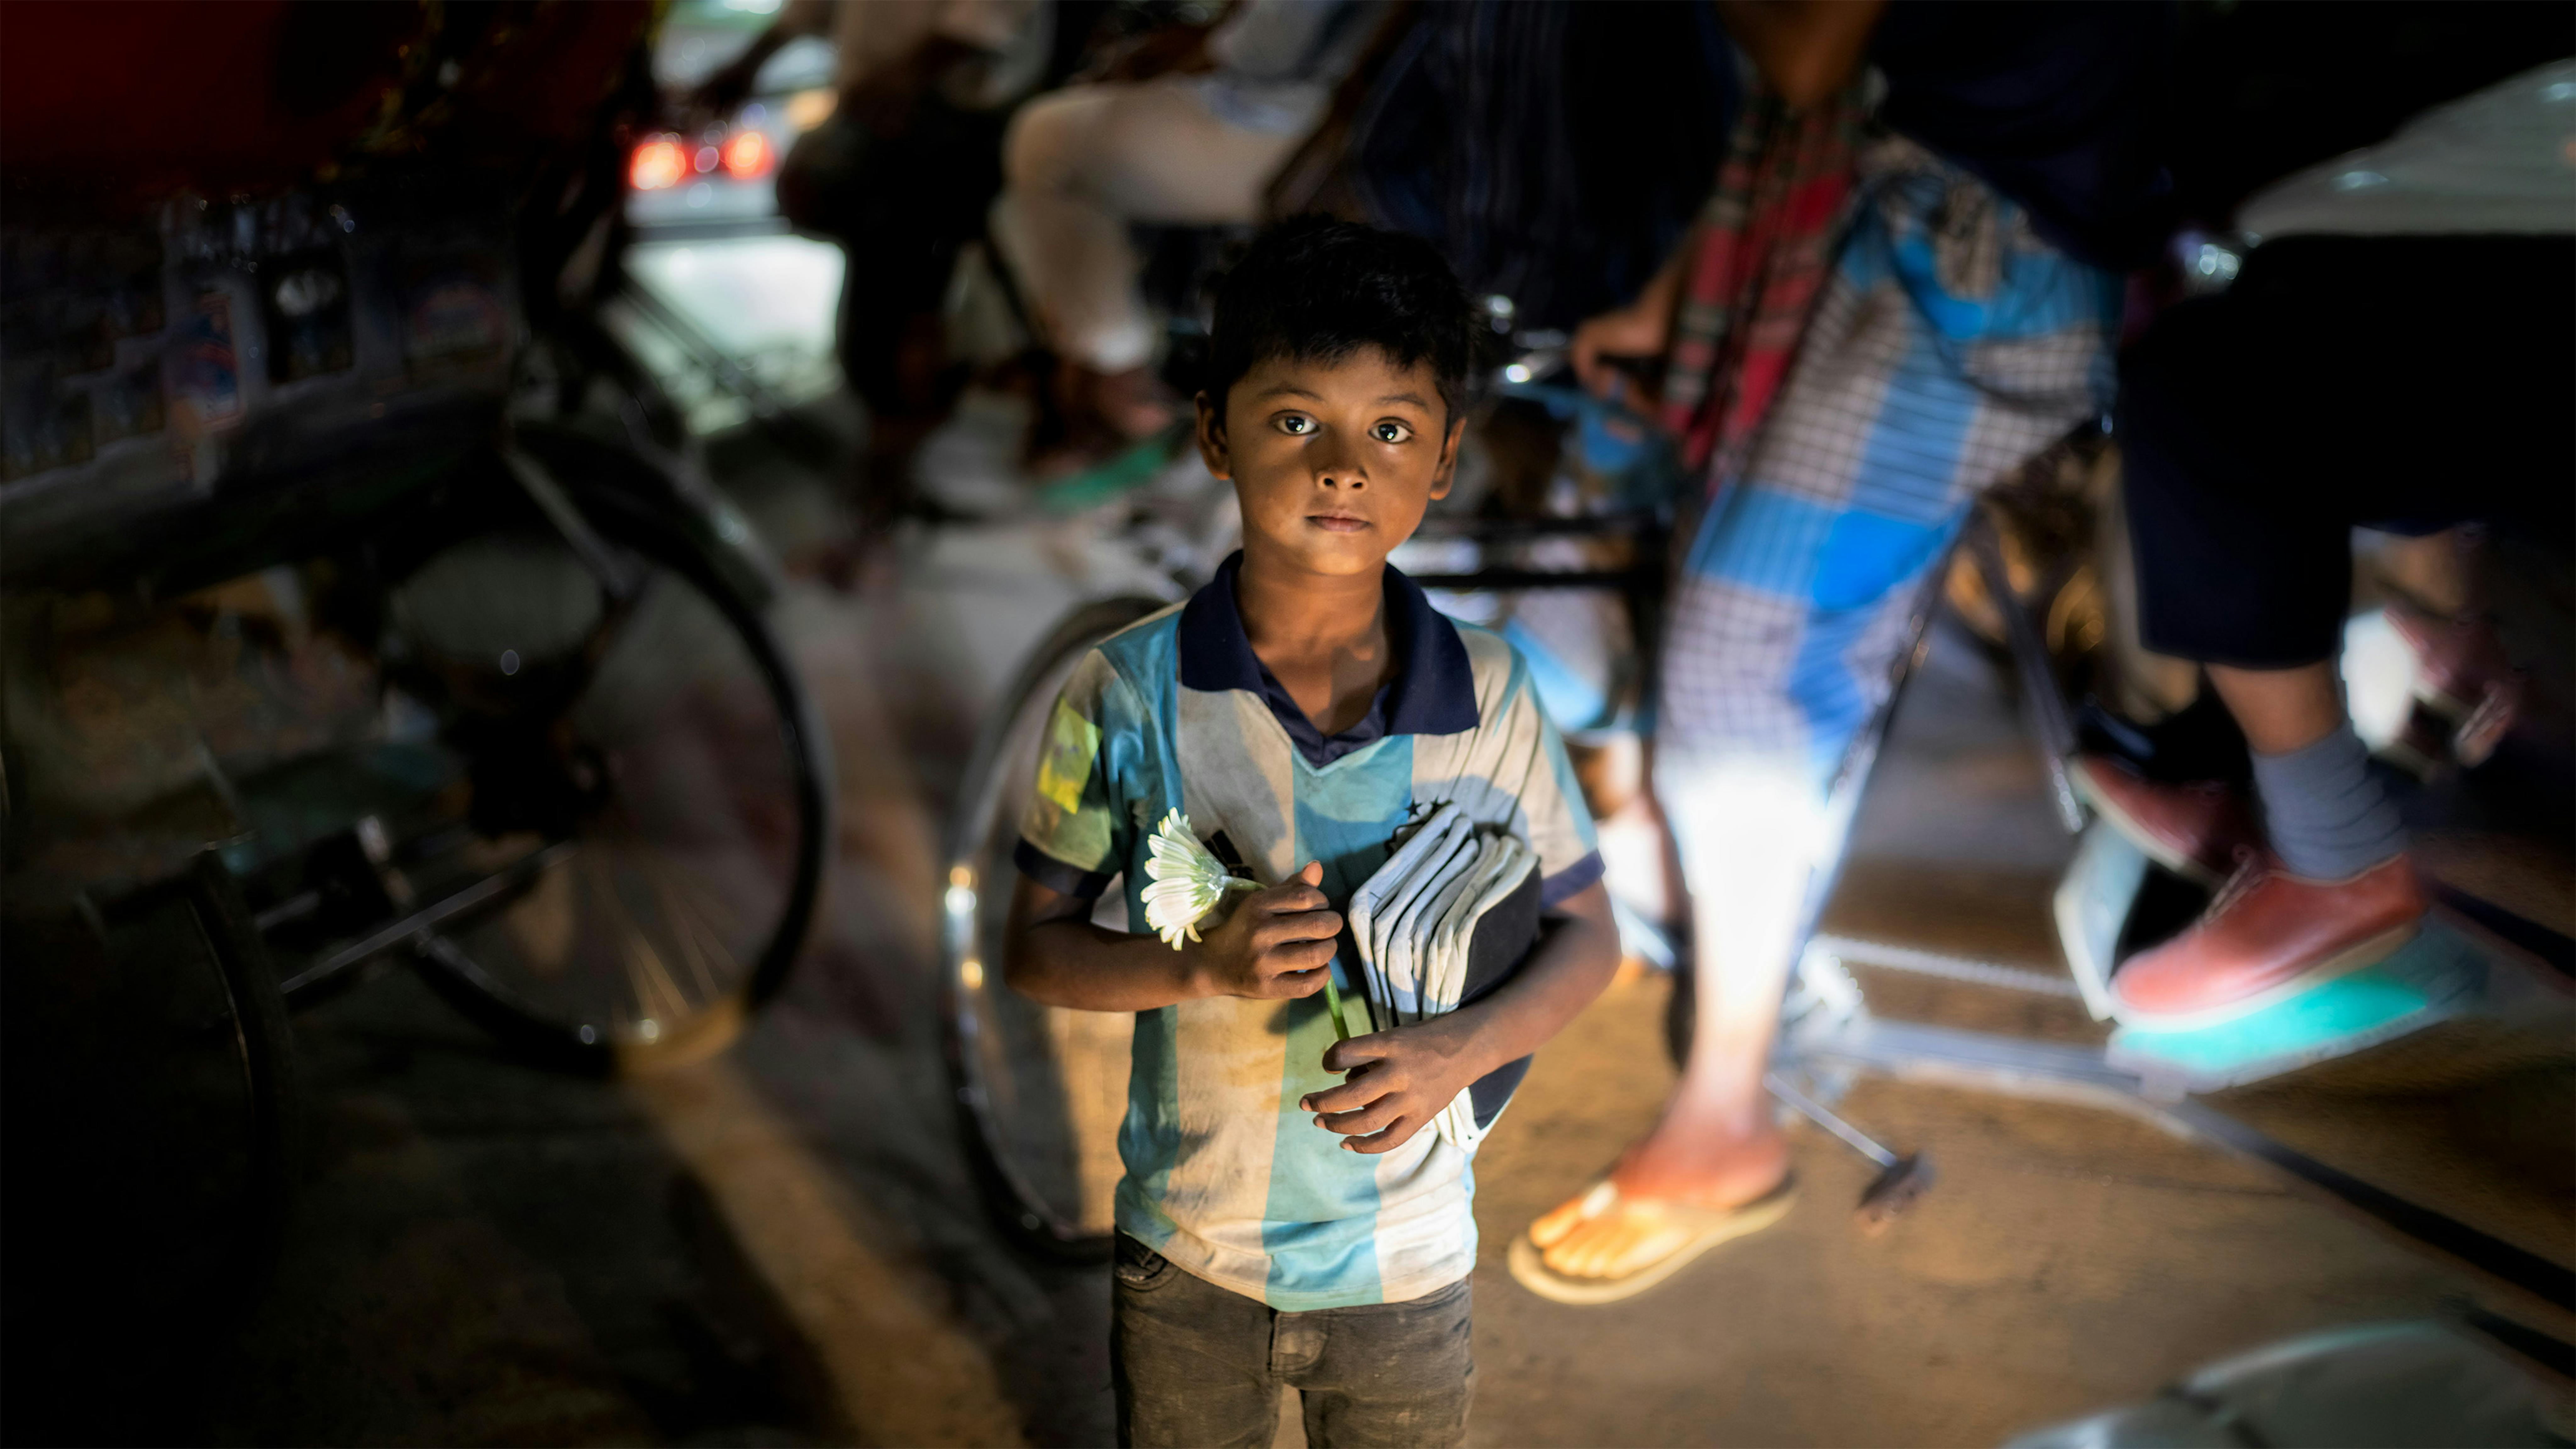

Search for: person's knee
xmin=1652 ymin=745 xmax=1828 ymax=888
xmin=1001 ymin=85 xmax=1106 ymax=194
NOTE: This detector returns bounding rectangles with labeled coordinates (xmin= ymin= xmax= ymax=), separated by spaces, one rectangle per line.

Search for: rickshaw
xmin=1 ymin=3 xmax=830 ymax=1415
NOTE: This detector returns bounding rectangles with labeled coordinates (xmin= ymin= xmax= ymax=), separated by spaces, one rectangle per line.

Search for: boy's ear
xmin=1428 ymin=413 xmax=1467 ymax=500
xmin=1193 ymin=391 xmax=1231 ymax=481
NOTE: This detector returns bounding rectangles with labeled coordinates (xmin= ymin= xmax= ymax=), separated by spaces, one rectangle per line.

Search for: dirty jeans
xmin=1111 ymin=1233 xmax=1474 ymax=1449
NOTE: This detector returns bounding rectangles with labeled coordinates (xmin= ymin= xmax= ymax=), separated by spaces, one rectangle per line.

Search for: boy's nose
xmin=1313 ymin=444 xmax=1365 ymax=489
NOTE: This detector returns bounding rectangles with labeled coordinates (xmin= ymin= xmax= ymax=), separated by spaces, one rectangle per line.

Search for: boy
xmin=1003 ymin=217 xmax=1621 ymax=1449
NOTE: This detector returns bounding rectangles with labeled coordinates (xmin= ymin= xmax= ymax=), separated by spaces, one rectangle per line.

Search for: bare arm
xmin=1566 ymin=0 xmax=1885 ymax=398
xmin=1301 ymin=879 xmax=1622 ymax=1154
xmin=1003 ymin=861 xmax=1344 ymax=1012
xmin=1569 ymin=240 xmax=1690 ymax=399
xmin=691 ymin=2 xmax=829 ymax=115
xmin=1713 ymin=0 xmax=1887 ymax=111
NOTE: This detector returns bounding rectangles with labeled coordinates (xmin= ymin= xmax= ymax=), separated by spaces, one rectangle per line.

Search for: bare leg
xmin=1607 ymin=993 xmax=1793 ymax=1204
xmin=2372 ymin=527 xmax=2476 ymax=618
xmin=2158 ymin=528 xmax=2487 ymax=814
xmin=1587 ymin=751 xmax=1800 ymax=1207
xmin=993 ymin=79 xmax=1305 ymax=375
xmin=2206 ymin=661 xmax=2342 ymax=756
xmin=1529 ymin=755 xmax=1799 ymax=1278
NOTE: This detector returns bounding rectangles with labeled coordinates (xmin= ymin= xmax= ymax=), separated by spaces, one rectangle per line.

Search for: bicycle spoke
xmin=603 ymin=845 xmax=693 ymax=1031
xmin=392 ymin=484 xmax=823 ymax=1058
xmin=506 ymin=855 xmax=578 ymax=976
xmin=633 ymin=840 xmax=737 ymax=1002
xmin=597 ymin=794 xmax=752 ymax=978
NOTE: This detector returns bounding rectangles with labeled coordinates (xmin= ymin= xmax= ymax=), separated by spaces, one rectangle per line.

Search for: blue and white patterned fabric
xmin=1015 ymin=552 xmax=1601 ymax=1310
xmin=1660 ymin=133 xmax=2122 ymax=791
xmin=1652 ymin=134 xmax=2120 ymax=1018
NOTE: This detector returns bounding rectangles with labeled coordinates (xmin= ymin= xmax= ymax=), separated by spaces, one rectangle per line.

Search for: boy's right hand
xmin=1190 ymin=861 xmax=1341 ymax=1000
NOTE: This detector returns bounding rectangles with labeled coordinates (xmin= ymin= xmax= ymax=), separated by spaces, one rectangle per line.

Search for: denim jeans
xmin=1110 ymin=1234 xmax=1474 ymax=1449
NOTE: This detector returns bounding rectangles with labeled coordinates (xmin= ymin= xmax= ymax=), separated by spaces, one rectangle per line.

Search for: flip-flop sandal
xmin=1507 ymin=1175 xmax=1798 ymax=1306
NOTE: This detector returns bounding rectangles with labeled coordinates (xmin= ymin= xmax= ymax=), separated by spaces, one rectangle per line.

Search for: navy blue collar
xmin=1178 ymin=551 xmax=1479 ymax=767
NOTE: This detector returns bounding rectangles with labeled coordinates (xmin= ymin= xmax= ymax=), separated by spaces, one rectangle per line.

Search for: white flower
xmin=1140 ymin=808 xmax=1256 ymax=949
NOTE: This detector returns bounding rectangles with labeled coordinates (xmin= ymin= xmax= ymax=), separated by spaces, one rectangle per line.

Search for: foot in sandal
xmin=1511 ymin=1113 xmax=1794 ymax=1304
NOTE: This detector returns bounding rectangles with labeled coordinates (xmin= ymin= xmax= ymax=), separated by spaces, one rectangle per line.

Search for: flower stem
xmin=1321 ymin=974 xmax=1353 ymax=1041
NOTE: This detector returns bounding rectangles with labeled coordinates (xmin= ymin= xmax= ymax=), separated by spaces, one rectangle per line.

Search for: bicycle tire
xmin=942 ymin=594 xmax=1169 ymax=1257
xmin=392 ymin=446 xmax=831 ymax=1073
xmin=1 ymin=857 xmax=304 ymax=1441
xmin=189 ymin=851 xmax=305 ymax=1269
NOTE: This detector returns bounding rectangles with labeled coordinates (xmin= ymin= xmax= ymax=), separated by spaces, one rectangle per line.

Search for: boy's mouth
xmin=1306 ymin=512 xmax=1371 ymax=533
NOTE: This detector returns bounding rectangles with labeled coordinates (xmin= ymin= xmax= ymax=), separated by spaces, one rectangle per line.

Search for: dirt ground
xmin=1468 ymin=969 xmax=2550 ymax=1446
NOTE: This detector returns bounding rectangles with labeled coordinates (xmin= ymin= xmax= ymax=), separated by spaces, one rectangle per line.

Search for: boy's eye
xmin=1372 ymin=421 xmax=1413 ymax=444
xmin=1276 ymin=414 xmax=1316 ymax=436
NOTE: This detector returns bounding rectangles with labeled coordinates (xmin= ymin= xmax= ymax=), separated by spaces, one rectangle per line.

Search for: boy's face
xmin=1196 ymin=347 xmax=1462 ymax=580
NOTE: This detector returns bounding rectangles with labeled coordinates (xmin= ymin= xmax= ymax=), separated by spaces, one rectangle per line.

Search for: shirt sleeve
xmin=1508 ymin=673 xmax=1605 ymax=908
xmin=1013 ymin=648 xmax=1138 ymax=899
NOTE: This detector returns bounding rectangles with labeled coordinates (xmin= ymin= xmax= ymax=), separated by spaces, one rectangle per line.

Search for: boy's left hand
xmin=1300 ymin=1019 xmax=1488 ymax=1155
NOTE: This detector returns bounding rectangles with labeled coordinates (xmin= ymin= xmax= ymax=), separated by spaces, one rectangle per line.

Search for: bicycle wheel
xmin=943 ymin=595 xmax=1167 ymax=1255
xmin=2 ymin=855 xmax=301 ymax=1440
xmin=383 ymin=470 xmax=830 ymax=1071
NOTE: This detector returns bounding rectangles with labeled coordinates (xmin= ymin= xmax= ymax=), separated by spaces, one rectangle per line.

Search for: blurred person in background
xmin=989 ymin=0 xmax=1388 ymax=468
xmin=1510 ymin=0 xmax=2170 ymax=1304
xmin=2075 ymin=61 xmax=2575 ymax=1028
xmin=694 ymin=0 xmax=1059 ymax=515
xmin=1274 ymin=0 xmax=1738 ymax=341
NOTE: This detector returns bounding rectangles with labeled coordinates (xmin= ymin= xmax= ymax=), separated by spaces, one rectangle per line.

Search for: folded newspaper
xmin=1344 ymin=802 xmax=1544 ymax=1152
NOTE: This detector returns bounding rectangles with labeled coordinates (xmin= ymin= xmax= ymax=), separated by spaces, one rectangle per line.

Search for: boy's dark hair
xmin=1203 ymin=215 xmax=1478 ymax=420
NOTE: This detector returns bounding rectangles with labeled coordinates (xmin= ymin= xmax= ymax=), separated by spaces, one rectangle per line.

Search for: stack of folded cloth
xmin=1346 ymin=802 xmax=1544 ymax=1151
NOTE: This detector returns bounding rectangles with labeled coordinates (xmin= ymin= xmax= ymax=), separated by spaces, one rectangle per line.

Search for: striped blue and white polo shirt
xmin=1015 ymin=551 xmax=1602 ymax=1310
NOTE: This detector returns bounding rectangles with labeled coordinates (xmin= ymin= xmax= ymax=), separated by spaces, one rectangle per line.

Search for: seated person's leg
xmin=996 ymin=87 xmax=1157 ymax=390
xmin=786 ymin=94 xmax=1009 ymax=531
xmin=2103 ymin=237 xmax=2576 ymax=1024
xmin=2101 ymin=281 xmax=2418 ymax=1021
xmin=993 ymin=79 xmax=1311 ymax=444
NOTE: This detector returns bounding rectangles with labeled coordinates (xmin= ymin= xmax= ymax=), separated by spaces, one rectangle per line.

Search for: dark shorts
xmin=1110 ymin=1234 xmax=1474 ymax=1449
xmin=2116 ymin=235 xmax=2576 ymax=668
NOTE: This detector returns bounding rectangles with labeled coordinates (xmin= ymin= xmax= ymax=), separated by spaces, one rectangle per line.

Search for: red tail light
xmin=721 ymin=129 xmax=774 ymax=180
xmin=628 ymin=134 xmax=686 ymax=192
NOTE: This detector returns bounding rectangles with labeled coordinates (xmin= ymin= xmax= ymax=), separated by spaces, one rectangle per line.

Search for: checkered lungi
xmin=1661 ymin=133 xmax=2118 ymax=786
xmin=1653 ymin=134 xmax=2119 ymax=1000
